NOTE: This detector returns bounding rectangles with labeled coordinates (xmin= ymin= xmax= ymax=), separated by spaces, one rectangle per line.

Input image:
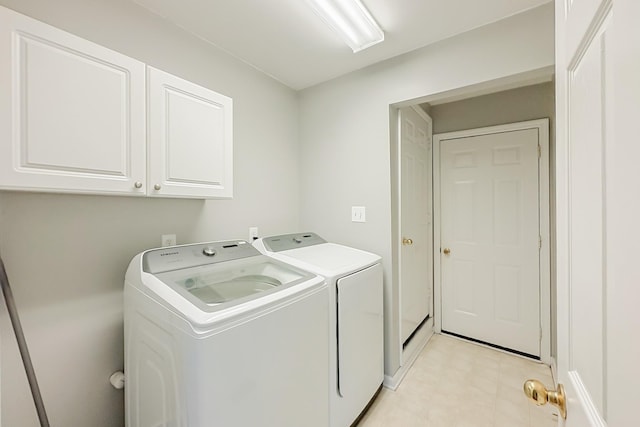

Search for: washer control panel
xmin=143 ymin=240 xmax=259 ymax=274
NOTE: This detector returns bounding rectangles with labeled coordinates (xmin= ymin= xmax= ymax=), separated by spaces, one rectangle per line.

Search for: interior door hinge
xmin=537 ymin=144 xmax=541 ymax=158
xmin=540 ymin=327 xmax=543 ymax=342
xmin=539 ymin=235 xmax=542 ymax=250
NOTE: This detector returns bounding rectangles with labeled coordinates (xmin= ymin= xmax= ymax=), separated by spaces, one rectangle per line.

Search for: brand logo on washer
xmin=160 ymin=251 xmax=179 ymax=257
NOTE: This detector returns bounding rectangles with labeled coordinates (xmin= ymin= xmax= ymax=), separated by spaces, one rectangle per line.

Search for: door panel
xmin=440 ymin=127 xmax=540 ymax=356
xmin=554 ymin=0 xmax=613 ymax=424
xmin=568 ymin=21 xmax=607 ymax=413
xmin=399 ymin=107 xmax=433 ymax=343
xmin=565 ymin=0 xmax=608 ymax=56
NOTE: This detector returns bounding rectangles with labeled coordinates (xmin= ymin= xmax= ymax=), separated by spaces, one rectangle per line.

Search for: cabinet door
xmin=147 ymin=67 xmax=233 ymax=199
xmin=0 ymin=6 xmax=146 ymax=195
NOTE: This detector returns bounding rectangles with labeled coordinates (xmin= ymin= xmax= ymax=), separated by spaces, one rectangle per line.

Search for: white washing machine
xmin=124 ymin=240 xmax=329 ymax=427
xmin=253 ymin=232 xmax=384 ymax=427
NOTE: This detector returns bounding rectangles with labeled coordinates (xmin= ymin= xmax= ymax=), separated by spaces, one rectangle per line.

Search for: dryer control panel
xmin=261 ymin=232 xmax=327 ymax=252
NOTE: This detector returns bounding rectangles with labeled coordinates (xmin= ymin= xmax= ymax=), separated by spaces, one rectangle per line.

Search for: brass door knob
xmin=402 ymin=238 xmax=413 ymax=245
xmin=443 ymin=248 xmax=451 ymax=255
xmin=523 ymin=379 xmax=567 ymax=419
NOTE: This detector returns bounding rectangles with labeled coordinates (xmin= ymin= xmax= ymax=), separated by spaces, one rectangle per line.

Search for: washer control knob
xmin=293 ymin=237 xmax=303 ymax=243
xmin=202 ymin=247 xmax=216 ymax=257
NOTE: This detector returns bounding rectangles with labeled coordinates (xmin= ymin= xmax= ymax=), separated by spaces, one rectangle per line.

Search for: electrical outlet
xmin=161 ymin=234 xmax=176 ymax=247
xmin=351 ymin=206 xmax=366 ymax=223
xmin=249 ymin=227 xmax=259 ymax=241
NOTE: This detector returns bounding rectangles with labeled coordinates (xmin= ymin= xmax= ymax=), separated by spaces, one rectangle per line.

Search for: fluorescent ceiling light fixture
xmin=305 ymin=0 xmax=384 ymax=52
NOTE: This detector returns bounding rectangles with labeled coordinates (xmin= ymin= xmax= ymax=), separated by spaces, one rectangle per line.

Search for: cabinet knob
xmin=443 ymin=248 xmax=451 ymax=255
xmin=134 ymin=181 xmax=142 ymax=189
xmin=154 ymin=184 xmax=161 ymax=191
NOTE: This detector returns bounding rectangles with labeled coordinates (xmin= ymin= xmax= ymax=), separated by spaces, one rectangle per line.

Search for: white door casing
xmin=553 ymin=0 xmax=640 ymax=424
xmin=398 ymin=106 xmax=433 ymax=345
xmin=434 ymin=119 xmax=551 ymax=362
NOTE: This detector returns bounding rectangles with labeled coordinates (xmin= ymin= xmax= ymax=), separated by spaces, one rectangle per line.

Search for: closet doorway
xmin=434 ymin=120 xmax=550 ymax=359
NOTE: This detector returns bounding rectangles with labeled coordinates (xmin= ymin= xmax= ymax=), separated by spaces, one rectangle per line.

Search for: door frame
xmin=433 ymin=118 xmax=551 ymax=364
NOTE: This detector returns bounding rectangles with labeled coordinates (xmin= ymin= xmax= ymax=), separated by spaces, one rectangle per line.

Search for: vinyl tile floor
xmin=357 ymin=333 xmax=557 ymax=427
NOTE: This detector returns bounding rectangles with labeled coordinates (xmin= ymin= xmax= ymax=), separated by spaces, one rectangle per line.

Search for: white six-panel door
xmin=438 ymin=122 xmax=545 ymax=357
xmin=399 ymin=106 xmax=433 ymax=344
xmin=538 ymin=1 xmax=640 ymax=423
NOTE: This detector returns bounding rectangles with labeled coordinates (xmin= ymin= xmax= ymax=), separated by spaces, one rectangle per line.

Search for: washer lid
xmin=162 ymin=258 xmax=308 ymax=305
xmin=189 ymin=275 xmax=281 ymax=304
xmin=157 ymin=258 xmax=311 ymax=306
xmin=272 ymin=243 xmax=381 ymax=278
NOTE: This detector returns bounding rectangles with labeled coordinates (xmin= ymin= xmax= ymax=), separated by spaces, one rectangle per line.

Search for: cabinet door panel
xmin=148 ymin=67 xmax=233 ymax=199
xmin=166 ymin=89 xmax=225 ymax=184
xmin=0 ymin=6 xmax=146 ymax=195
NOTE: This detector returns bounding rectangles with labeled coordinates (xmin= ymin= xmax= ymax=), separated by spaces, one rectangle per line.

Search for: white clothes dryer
xmin=253 ymin=232 xmax=384 ymax=427
xmin=124 ymin=240 xmax=329 ymax=427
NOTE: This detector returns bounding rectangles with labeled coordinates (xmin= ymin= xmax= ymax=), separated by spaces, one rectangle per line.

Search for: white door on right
xmin=552 ymin=0 xmax=640 ymax=425
xmin=439 ymin=123 xmax=542 ymax=357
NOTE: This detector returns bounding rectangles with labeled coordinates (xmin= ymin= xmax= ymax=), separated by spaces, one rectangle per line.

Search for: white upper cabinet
xmin=0 ymin=6 xmax=147 ymax=195
xmin=147 ymin=67 xmax=233 ymax=199
xmin=0 ymin=6 xmax=233 ymax=199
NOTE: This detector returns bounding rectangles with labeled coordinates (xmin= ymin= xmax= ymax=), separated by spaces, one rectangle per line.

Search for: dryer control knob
xmin=293 ymin=237 xmax=303 ymax=243
xmin=202 ymin=247 xmax=217 ymax=257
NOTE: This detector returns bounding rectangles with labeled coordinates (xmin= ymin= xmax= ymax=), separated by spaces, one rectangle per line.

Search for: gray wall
xmin=428 ymin=82 xmax=555 ymax=134
xmin=298 ymin=4 xmax=555 ymax=377
xmin=0 ymin=0 xmax=300 ymax=426
xmin=428 ymin=82 xmax=557 ymax=358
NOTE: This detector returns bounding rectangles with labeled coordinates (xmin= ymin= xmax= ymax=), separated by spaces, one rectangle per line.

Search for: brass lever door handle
xmin=402 ymin=238 xmax=413 ymax=245
xmin=523 ymin=379 xmax=567 ymax=419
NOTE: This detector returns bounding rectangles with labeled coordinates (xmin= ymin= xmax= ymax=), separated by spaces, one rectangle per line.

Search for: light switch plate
xmin=351 ymin=206 xmax=366 ymax=222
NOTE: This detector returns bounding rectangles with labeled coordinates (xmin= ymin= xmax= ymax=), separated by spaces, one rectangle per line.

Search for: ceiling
xmin=132 ymin=0 xmax=552 ymax=90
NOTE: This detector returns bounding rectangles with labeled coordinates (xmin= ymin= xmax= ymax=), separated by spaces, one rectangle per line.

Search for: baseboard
xmin=569 ymin=370 xmax=607 ymax=427
xmin=383 ymin=319 xmax=433 ymax=390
